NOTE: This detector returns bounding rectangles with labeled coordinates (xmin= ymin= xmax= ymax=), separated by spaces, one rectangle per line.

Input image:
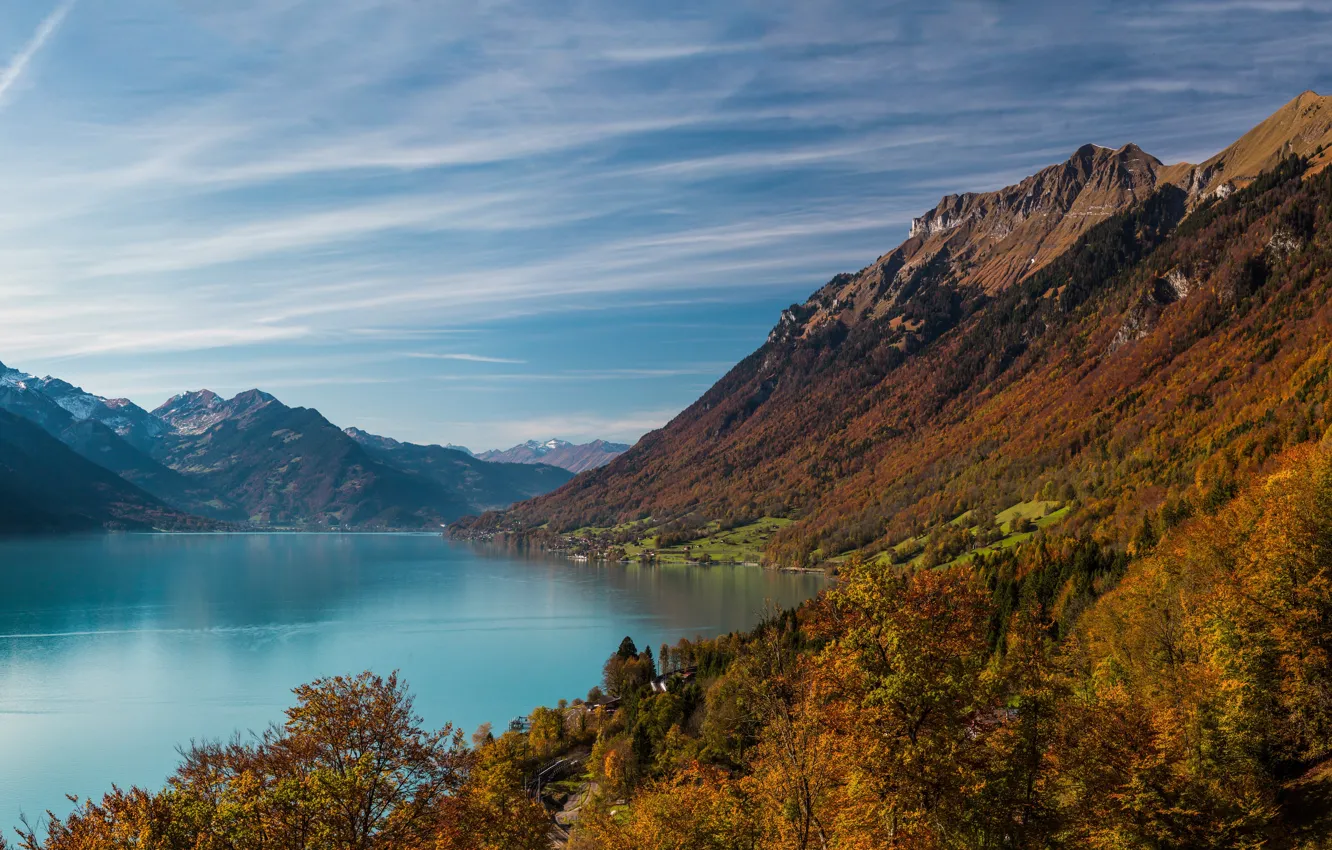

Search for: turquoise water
xmin=0 ymin=533 xmax=824 ymax=822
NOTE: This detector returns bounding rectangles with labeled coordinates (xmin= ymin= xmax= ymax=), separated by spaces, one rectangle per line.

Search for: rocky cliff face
xmin=907 ymin=142 xmax=1166 ymax=283
xmin=789 ymin=143 xmax=1170 ymax=350
xmin=774 ymin=93 xmax=1332 ymax=354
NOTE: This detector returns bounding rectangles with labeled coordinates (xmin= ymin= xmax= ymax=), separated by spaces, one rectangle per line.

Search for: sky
xmin=0 ymin=1 xmax=1329 ymax=450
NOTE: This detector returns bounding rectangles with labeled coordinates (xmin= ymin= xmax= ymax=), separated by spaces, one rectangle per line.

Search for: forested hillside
xmin=456 ymin=95 xmax=1332 ymax=569
xmin=0 ymin=409 xmax=210 ymax=533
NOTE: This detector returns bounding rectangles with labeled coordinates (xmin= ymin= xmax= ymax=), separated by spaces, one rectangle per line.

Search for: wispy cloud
xmin=424 ymin=367 xmax=724 ymax=382
xmin=0 ymin=0 xmax=74 ymax=109
xmin=406 ymin=353 xmax=527 ymax=364
xmin=599 ymin=42 xmax=757 ymax=63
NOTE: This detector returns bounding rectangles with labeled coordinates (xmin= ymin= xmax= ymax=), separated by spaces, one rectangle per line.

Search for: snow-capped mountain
xmin=153 ymin=389 xmax=278 ymax=435
xmin=0 ymin=361 xmax=167 ymax=452
xmin=477 ymin=438 xmax=629 ymax=473
xmin=0 ymin=357 xmax=580 ymax=529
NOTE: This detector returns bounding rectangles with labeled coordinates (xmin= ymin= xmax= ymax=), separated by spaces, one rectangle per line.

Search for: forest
xmin=14 ymin=439 xmax=1332 ymax=848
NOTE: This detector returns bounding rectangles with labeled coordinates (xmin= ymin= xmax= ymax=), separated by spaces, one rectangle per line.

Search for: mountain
xmin=454 ymin=92 xmax=1332 ymax=566
xmin=0 ymin=360 xmax=578 ymax=530
xmin=150 ymin=390 xmax=470 ymax=528
xmin=24 ymin=377 xmax=168 ymax=453
xmin=0 ymin=363 xmax=240 ymax=520
xmin=0 ymin=362 xmax=168 ymax=452
xmin=477 ymin=438 xmax=630 ymax=473
xmin=0 ymin=407 xmax=209 ymax=532
xmin=344 ymin=427 xmax=574 ymax=508
xmin=153 ymin=388 xmax=277 ymax=435
xmin=1181 ymin=89 xmax=1332 ymax=196
xmin=142 ymin=392 xmax=574 ymax=527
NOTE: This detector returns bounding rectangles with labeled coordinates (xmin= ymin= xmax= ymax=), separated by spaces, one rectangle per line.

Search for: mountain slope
xmin=0 ymin=408 xmax=208 ymax=533
xmin=55 ymin=419 xmax=245 ymax=521
xmin=345 ymin=428 xmax=574 ymax=508
xmin=26 ymin=376 xmax=168 ymax=453
xmin=477 ymin=439 xmax=630 ymax=473
xmin=457 ymin=94 xmax=1332 ymax=567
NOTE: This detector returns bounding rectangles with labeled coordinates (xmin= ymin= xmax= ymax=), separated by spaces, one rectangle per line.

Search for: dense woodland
xmin=14 ymin=441 xmax=1332 ymax=848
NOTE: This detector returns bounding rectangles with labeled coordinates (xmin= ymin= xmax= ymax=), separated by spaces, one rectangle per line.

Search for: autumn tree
xmin=739 ymin=608 xmax=838 ymax=850
xmin=528 ymin=705 xmax=565 ymax=758
xmin=17 ymin=672 xmax=475 ymax=850
xmin=812 ymin=561 xmax=996 ymax=846
xmin=438 ymin=733 xmax=548 ymax=850
xmin=576 ymin=764 xmax=762 ymax=850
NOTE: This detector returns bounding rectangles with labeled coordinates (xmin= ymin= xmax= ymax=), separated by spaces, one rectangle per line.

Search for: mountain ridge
xmin=452 ymin=92 xmax=1332 ymax=566
xmin=788 ymin=92 xmax=1332 ymax=351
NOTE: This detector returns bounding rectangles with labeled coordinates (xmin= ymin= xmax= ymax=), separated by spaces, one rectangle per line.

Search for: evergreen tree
xmin=617 ymin=635 xmax=639 ymax=659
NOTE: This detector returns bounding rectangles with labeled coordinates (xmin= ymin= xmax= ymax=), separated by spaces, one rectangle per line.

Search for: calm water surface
xmin=0 ymin=533 xmax=824 ymax=821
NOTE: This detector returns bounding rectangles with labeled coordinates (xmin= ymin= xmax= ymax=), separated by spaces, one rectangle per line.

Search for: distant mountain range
xmin=344 ymin=428 xmax=573 ymax=506
xmin=0 ymin=362 xmax=592 ymax=531
xmin=470 ymin=439 xmax=630 ymax=473
xmin=453 ymin=91 xmax=1332 ymax=566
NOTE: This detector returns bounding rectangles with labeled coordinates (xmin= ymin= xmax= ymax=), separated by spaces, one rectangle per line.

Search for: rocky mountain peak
xmin=900 ymin=140 xmax=1165 ymax=267
xmin=1178 ymin=90 xmax=1332 ymax=197
xmin=158 ymin=389 xmax=219 ymax=411
xmin=0 ymin=361 xmax=28 ymax=388
xmin=154 ymin=389 xmax=280 ymax=435
xmin=0 ymin=363 xmax=166 ymax=449
xmin=229 ymin=389 xmax=277 ymax=410
xmin=773 ymin=92 xmax=1332 ymax=354
xmin=798 ymin=137 xmax=1172 ymax=349
xmin=345 ymin=426 xmax=403 ymax=451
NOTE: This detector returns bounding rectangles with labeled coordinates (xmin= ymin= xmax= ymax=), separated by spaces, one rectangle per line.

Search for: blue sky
xmin=0 ymin=0 xmax=1329 ymax=450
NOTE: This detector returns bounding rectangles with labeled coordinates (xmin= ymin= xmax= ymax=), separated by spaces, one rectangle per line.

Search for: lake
xmin=0 ymin=533 xmax=825 ymax=822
